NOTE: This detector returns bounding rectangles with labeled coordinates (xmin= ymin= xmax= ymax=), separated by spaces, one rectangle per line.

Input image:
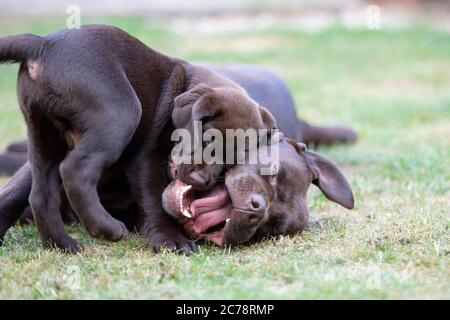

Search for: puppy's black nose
xmin=248 ymin=194 xmax=266 ymax=213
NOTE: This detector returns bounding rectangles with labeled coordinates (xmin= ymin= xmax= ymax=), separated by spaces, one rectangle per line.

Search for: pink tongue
xmin=189 ymin=185 xmax=232 ymax=234
xmin=190 ymin=185 xmax=230 ymax=216
xmin=193 ymin=203 xmax=232 ymax=234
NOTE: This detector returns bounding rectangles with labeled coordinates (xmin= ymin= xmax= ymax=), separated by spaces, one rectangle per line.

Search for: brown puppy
xmin=0 ymin=25 xmax=275 ymax=253
xmin=163 ymin=138 xmax=353 ymax=246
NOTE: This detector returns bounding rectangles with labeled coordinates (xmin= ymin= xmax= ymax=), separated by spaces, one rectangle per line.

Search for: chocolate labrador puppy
xmin=0 ymin=25 xmax=278 ymax=253
xmin=163 ymin=138 xmax=353 ymax=247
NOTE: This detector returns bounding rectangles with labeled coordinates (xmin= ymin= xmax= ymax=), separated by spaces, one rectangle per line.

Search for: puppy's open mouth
xmin=162 ymin=180 xmax=232 ymax=246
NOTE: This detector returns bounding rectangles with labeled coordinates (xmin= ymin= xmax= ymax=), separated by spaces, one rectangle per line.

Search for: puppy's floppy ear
xmin=259 ymin=106 xmax=277 ymax=131
xmin=191 ymin=93 xmax=222 ymax=123
xmin=292 ymin=141 xmax=354 ymax=209
xmin=172 ymin=83 xmax=214 ymax=128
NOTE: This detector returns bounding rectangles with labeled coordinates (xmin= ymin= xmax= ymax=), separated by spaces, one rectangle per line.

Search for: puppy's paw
xmin=150 ymin=231 xmax=198 ymax=254
xmin=86 ymin=217 xmax=129 ymax=242
xmin=45 ymin=236 xmax=81 ymax=255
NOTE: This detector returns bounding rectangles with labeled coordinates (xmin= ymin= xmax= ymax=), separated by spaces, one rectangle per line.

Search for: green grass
xmin=0 ymin=16 xmax=449 ymax=299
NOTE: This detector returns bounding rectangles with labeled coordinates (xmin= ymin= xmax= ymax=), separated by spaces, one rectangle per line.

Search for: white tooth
xmin=182 ymin=209 xmax=192 ymax=218
xmin=226 ymin=218 xmax=230 ymax=223
xmin=182 ymin=185 xmax=192 ymax=192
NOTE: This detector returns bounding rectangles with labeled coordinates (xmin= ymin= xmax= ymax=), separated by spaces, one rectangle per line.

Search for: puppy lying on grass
xmin=164 ymin=138 xmax=354 ymax=247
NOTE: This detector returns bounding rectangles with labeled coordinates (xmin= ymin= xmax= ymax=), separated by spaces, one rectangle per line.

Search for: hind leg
xmin=26 ymin=113 xmax=80 ymax=253
xmin=60 ymin=99 xmax=141 ymax=241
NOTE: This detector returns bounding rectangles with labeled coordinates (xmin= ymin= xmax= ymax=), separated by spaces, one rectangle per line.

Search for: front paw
xmin=85 ymin=216 xmax=129 ymax=242
xmin=44 ymin=235 xmax=81 ymax=255
xmin=149 ymin=231 xmax=198 ymax=254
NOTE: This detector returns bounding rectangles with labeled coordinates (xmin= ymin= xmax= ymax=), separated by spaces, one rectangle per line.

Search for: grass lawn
xmin=0 ymin=16 xmax=449 ymax=299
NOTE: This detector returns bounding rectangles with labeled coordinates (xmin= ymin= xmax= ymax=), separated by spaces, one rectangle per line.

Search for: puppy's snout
xmin=248 ymin=194 xmax=266 ymax=213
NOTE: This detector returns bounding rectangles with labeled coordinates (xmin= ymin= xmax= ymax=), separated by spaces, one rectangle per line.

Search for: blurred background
xmin=0 ymin=0 xmax=449 ymax=299
xmin=1 ymin=0 xmax=450 ymax=29
xmin=2 ymin=0 xmax=450 ymax=29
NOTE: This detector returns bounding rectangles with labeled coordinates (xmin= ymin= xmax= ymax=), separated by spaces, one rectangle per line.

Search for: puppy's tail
xmin=0 ymin=34 xmax=46 ymax=64
xmin=299 ymin=120 xmax=358 ymax=147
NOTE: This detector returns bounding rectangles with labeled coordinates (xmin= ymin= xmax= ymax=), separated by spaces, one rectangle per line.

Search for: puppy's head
xmin=222 ymin=139 xmax=354 ymax=246
xmin=171 ymin=83 xmax=277 ymax=191
xmin=163 ymin=139 xmax=354 ymax=247
xmin=172 ymin=83 xmax=277 ymax=133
